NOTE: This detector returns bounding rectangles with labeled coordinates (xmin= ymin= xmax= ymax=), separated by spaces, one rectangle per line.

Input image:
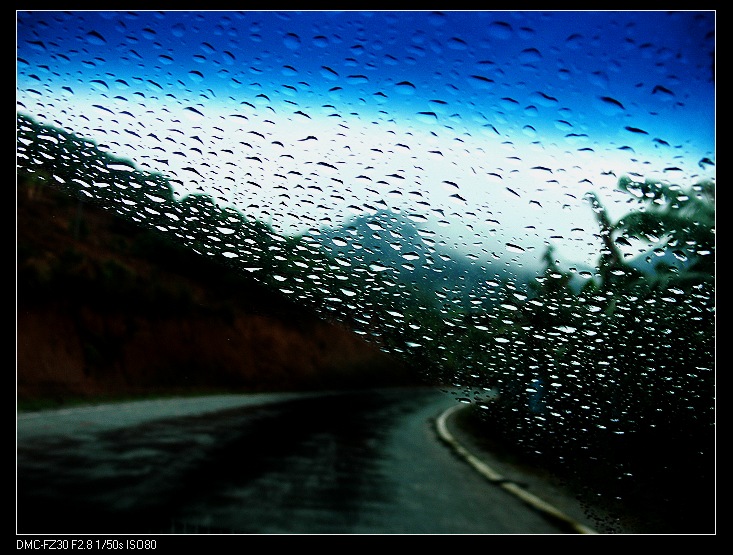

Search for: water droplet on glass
xmin=284 ymin=32 xmax=301 ymax=49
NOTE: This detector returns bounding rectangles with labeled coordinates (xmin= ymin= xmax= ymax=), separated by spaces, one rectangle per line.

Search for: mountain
xmin=303 ymin=208 xmax=540 ymax=310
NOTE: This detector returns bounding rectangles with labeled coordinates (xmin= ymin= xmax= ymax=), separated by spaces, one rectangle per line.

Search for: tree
xmin=585 ymin=176 xmax=714 ymax=304
xmin=615 ymin=176 xmax=715 ymax=281
xmin=584 ymin=190 xmax=642 ymax=303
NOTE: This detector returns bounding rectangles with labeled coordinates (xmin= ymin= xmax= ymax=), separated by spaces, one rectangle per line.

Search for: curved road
xmin=17 ymin=388 xmax=590 ymax=534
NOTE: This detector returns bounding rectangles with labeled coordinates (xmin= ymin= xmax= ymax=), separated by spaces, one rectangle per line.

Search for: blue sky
xmin=16 ymin=10 xmax=715 ymax=272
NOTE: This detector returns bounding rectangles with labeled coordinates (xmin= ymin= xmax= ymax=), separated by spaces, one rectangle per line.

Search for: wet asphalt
xmin=17 ymin=388 xmax=604 ymax=535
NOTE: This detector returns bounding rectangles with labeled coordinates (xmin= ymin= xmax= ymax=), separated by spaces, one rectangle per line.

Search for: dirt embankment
xmin=17 ymin=179 xmax=421 ymax=407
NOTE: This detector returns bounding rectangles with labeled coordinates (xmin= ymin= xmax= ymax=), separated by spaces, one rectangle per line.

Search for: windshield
xmin=17 ymin=10 xmax=715 ymax=536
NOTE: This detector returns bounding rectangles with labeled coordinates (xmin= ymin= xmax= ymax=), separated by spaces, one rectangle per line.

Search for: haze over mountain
xmin=303 ymin=208 xmax=543 ymax=308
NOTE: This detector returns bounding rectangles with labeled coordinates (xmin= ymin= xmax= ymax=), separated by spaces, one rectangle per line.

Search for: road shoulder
xmin=437 ymin=402 xmax=643 ymax=534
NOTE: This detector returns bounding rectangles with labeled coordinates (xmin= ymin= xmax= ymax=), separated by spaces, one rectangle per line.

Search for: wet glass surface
xmin=17 ymin=10 xmax=715 ymax=534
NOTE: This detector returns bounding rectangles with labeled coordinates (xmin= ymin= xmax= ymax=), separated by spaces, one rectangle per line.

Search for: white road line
xmin=435 ymin=403 xmax=598 ymax=535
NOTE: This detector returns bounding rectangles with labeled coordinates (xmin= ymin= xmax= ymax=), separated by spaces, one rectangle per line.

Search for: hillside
xmin=16 ymin=176 xmax=425 ymax=410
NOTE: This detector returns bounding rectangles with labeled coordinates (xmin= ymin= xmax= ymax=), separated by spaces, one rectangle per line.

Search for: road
xmin=17 ymin=388 xmax=589 ymax=534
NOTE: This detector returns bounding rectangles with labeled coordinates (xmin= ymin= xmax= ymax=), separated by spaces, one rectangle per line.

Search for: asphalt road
xmin=17 ymin=388 xmax=598 ymax=535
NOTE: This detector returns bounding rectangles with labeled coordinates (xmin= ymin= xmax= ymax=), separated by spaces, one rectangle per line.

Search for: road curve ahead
xmin=18 ymin=388 xmax=588 ymax=534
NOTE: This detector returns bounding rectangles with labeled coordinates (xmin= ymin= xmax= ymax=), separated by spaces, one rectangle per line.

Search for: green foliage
xmin=598 ymin=176 xmax=714 ymax=289
xmin=619 ymin=177 xmax=714 ymax=277
xmin=465 ymin=175 xmax=715 ymax=532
